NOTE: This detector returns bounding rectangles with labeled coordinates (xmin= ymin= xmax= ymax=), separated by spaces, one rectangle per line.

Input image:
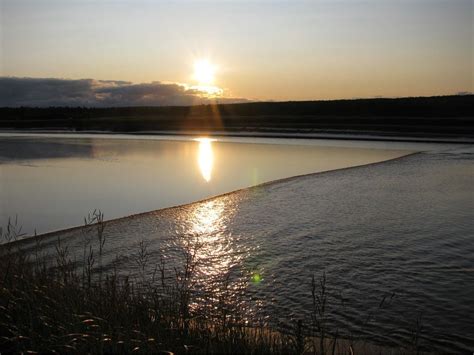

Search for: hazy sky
xmin=1 ymin=0 xmax=472 ymax=104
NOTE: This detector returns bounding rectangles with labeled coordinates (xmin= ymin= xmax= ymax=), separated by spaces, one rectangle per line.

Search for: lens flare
xmin=251 ymin=272 xmax=262 ymax=284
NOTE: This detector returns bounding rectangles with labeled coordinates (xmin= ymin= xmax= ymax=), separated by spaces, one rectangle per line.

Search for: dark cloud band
xmin=0 ymin=77 xmax=247 ymax=107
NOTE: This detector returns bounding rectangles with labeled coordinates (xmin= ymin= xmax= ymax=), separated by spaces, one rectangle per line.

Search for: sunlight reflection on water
xmin=196 ymin=138 xmax=215 ymax=182
xmin=188 ymin=199 xmax=236 ymax=278
xmin=182 ymin=198 xmax=258 ymax=321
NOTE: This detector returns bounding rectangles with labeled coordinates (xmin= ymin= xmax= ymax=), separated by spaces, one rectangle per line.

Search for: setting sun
xmin=193 ymin=60 xmax=216 ymax=85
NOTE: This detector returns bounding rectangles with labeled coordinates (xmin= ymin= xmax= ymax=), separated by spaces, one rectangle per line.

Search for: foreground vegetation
xmin=1 ymin=214 xmax=425 ymax=354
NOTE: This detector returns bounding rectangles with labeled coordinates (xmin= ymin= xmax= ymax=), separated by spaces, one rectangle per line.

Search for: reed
xmin=0 ymin=215 xmax=424 ymax=354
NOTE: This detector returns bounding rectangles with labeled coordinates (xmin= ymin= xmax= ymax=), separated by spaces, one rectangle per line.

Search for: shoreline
xmin=1 ymin=128 xmax=474 ymax=144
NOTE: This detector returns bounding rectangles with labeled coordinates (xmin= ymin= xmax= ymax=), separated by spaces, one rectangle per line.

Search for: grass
xmin=0 ymin=213 xmax=426 ymax=354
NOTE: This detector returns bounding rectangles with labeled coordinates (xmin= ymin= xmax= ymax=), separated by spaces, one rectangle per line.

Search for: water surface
xmin=3 ymin=134 xmax=473 ymax=352
xmin=0 ymin=134 xmax=410 ymax=234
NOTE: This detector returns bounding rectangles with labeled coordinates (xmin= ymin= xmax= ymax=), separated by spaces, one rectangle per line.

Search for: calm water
xmin=2 ymin=134 xmax=473 ymax=352
xmin=0 ymin=134 xmax=410 ymax=234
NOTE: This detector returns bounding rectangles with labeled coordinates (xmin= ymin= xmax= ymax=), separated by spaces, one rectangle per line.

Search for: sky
xmin=0 ymin=0 xmax=472 ymax=106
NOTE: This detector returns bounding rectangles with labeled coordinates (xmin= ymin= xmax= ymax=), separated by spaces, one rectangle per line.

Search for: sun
xmin=193 ymin=60 xmax=216 ymax=85
xmin=189 ymin=59 xmax=223 ymax=96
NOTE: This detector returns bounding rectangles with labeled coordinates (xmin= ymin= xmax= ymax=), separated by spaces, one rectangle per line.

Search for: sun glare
xmin=193 ymin=60 xmax=216 ymax=85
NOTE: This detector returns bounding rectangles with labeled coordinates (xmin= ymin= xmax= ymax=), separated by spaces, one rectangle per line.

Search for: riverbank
xmin=2 ymin=128 xmax=474 ymax=144
xmin=1 ymin=95 xmax=473 ymax=141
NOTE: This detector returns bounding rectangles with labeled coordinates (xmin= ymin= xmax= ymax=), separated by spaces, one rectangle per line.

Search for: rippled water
xmin=11 ymin=139 xmax=474 ymax=352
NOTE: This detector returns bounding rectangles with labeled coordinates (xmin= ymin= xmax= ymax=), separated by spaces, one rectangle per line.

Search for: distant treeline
xmin=1 ymin=95 xmax=473 ymax=137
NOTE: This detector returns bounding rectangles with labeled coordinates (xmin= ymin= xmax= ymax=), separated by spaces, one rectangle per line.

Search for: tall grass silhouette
xmin=0 ymin=213 xmax=425 ymax=354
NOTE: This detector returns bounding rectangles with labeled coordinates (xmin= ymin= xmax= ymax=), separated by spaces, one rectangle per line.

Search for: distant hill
xmin=1 ymin=95 xmax=473 ymax=138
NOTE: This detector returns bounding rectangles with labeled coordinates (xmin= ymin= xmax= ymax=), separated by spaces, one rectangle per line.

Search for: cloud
xmin=0 ymin=77 xmax=248 ymax=107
